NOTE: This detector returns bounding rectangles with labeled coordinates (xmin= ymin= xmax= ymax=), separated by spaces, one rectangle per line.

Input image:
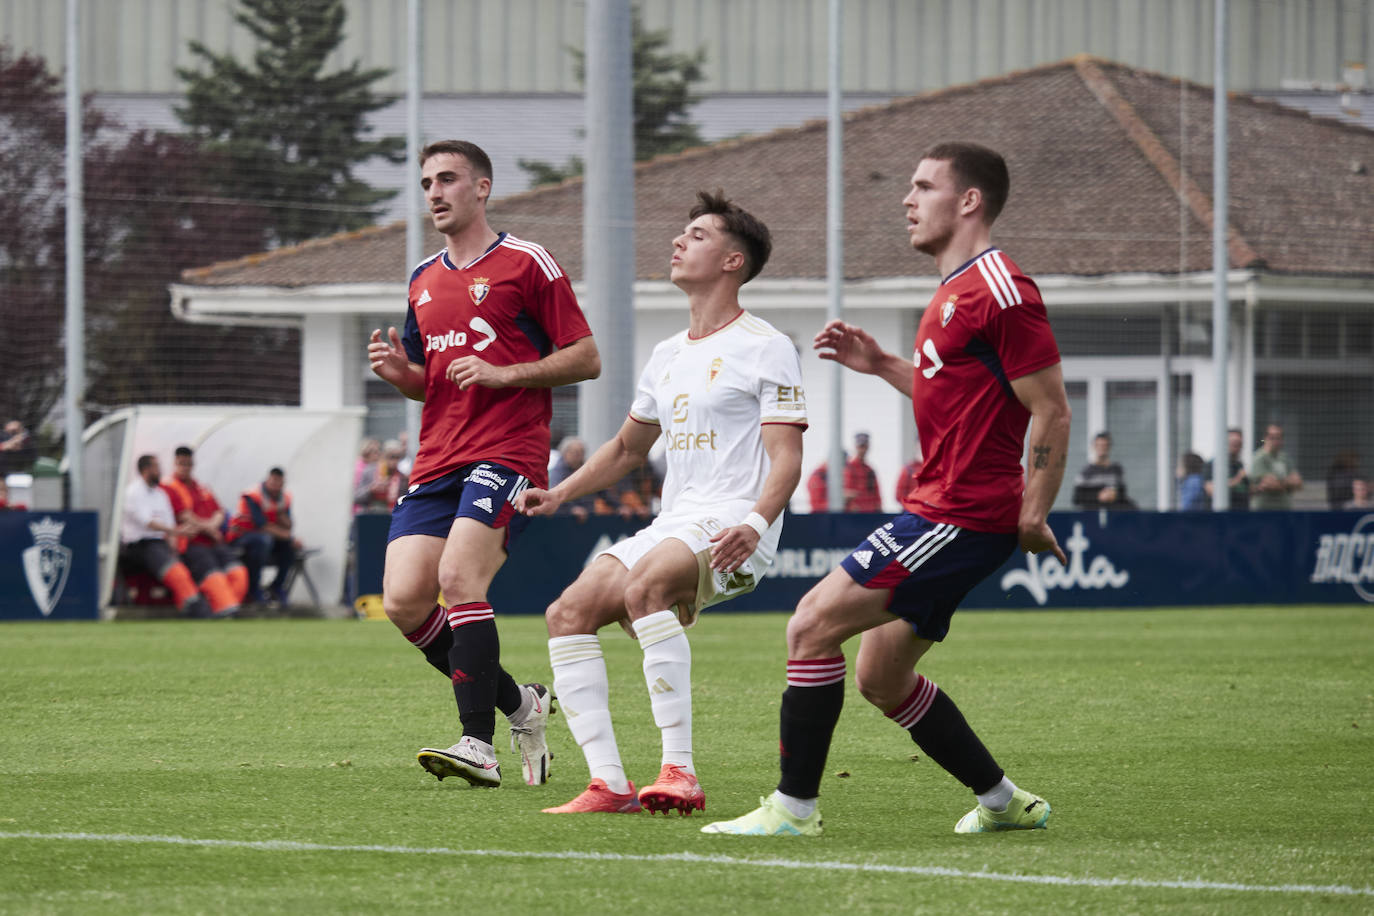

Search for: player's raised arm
xmin=368 ymin=327 xmax=426 ymax=400
xmin=1011 ymin=361 xmax=1071 ymax=564
xmin=813 ymin=320 xmax=914 ymax=398
xmin=708 ymin=422 xmax=803 ymax=572
xmin=517 ymin=414 xmax=660 ymax=516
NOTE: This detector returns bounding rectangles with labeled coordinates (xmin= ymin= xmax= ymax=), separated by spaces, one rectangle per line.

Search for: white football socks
xmin=977 ymin=775 xmax=1017 ymax=812
xmin=548 ymin=634 xmax=629 ymax=794
xmin=633 ymin=610 xmax=694 ymax=773
xmin=773 ymin=790 xmax=817 ymax=819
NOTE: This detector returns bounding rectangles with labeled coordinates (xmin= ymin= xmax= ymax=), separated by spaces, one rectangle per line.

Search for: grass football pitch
xmin=1 ymin=605 xmax=1370 ymax=914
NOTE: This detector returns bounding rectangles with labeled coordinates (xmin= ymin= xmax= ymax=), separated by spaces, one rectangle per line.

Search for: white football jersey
xmin=629 ymin=311 xmax=807 ymax=523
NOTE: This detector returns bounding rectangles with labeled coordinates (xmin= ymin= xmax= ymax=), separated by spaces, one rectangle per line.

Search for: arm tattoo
xmin=1032 ymin=445 xmax=1051 ymax=470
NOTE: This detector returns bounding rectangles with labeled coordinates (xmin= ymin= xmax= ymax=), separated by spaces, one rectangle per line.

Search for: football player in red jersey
xmin=705 ymin=142 xmax=1072 ymax=838
xmin=368 ymin=140 xmax=600 ymax=788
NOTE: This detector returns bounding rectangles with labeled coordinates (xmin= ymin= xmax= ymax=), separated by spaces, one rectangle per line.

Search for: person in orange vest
xmin=161 ymin=445 xmax=246 ymax=616
xmin=227 ymin=467 xmax=302 ymax=605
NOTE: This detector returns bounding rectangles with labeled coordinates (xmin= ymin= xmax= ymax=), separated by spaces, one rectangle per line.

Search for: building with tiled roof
xmin=173 ymin=57 xmax=1374 ymax=510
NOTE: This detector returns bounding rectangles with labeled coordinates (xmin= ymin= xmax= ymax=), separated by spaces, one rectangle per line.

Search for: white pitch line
xmin=2 ymin=831 xmax=1370 ymax=898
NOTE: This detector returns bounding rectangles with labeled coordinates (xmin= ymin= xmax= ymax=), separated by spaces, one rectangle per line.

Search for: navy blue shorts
xmin=387 ymin=461 xmax=532 ymax=545
xmin=839 ymin=512 xmax=1017 ymax=641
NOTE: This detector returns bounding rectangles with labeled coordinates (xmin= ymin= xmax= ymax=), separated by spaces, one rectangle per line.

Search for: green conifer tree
xmin=176 ymin=0 xmax=404 ymax=245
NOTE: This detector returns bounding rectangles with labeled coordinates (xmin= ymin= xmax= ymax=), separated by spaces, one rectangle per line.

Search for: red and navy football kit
xmin=841 ymin=248 xmax=1062 ymax=639
xmin=390 ymin=232 xmax=592 ymax=543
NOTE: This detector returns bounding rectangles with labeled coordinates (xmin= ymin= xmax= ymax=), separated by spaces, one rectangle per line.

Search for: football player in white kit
xmin=516 ymin=190 xmax=807 ymax=816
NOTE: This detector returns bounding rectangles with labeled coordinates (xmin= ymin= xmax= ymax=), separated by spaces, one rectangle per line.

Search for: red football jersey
xmin=901 ymin=248 xmax=1061 ymax=532
xmin=401 ymin=233 xmax=592 ymax=488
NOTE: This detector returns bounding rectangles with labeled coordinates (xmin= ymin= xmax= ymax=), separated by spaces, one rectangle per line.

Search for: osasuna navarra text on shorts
xmin=387 ymin=460 xmax=531 ymax=545
xmin=840 ymin=512 xmax=1017 ymax=641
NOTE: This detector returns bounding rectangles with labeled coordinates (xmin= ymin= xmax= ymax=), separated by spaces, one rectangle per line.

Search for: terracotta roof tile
xmin=181 ymin=57 xmax=1374 ymax=289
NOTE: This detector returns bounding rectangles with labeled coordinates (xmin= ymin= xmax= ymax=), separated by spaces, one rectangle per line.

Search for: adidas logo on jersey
xmin=473 ymin=496 xmax=494 ymax=513
xmin=852 ymin=549 xmax=874 ymax=569
xmin=417 ymin=288 xmax=432 ymax=306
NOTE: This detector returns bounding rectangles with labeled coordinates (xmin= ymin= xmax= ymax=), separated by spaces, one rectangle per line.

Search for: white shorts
xmin=597 ymin=508 xmax=777 ymax=625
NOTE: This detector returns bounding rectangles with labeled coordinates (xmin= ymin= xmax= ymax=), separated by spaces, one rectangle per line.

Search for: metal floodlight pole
xmin=580 ymin=0 xmax=636 ymax=449
xmin=1211 ymin=0 xmax=1231 ymax=510
xmin=404 ymin=0 xmax=423 ymax=463
xmin=825 ymin=0 xmax=845 ymax=513
xmin=64 ymin=0 xmax=85 ymax=508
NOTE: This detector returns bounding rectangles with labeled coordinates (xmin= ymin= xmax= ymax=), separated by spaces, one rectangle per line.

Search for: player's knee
xmin=785 ymin=604 xmax=825 ymax=657
xmin=853 ymin=667 xmax=896 ymax=709
xmin=545 ymin=593 xmax=587 ymax=636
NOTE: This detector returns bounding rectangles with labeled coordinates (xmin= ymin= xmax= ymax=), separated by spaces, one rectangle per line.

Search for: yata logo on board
xmin=999 ymin=521 xmax=1130 ymax=606
xmin=1309 ymin=514 xmax=1374 ymax=603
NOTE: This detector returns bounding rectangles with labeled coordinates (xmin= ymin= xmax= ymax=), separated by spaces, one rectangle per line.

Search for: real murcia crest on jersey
xmin=707 ymin=356 xmax=724 ymax=389
xmin=469 ymin=277 xmax=491 ymax=306
xmin=941 ymin=295 xmax=958 ymax=328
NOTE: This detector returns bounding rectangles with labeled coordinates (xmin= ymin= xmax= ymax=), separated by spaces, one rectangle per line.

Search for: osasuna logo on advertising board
xmin=1309 ymin=513 xmax=1374 ymax=603
xmin=1000 ymin=521 xmax=1130 ymax=606
xmin=23 ymin=516 xmax=71 ymax=618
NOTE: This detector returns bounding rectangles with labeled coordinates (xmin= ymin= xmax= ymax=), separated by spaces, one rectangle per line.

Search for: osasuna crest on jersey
xmin=941 ymin=295 xmax=958 ymax=328
xmin=22 ymin=516 xmax=71 ymax=618
xmin=468 ymin=277 xmax=491 ymax=305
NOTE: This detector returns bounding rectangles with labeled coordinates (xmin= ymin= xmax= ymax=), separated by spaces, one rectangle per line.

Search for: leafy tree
xmin=0 ymin=44 xmax=298 ymax=445
xmin=0 ymin=44 xmax=110 ymax=437
xmin=519 ymin=7 xmax=707 ymax=186
xmin=176 ymin=0 xmax=404 ymax=245
xmin=83 ymin=131 xmax=298 ymax=412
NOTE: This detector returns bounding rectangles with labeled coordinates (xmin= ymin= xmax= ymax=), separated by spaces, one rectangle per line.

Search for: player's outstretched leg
xmin=702 ymin=656 xmax=845 ymax=837
xmin=416 ymin=735 xmax=501 ymax=787
xmin=508 ymin=682 xmax=556 ymax=786
xmin=700 ymin=794 xmax=822 ymax=836
xmin=880 ymin=674 xmax=1049 ymax=834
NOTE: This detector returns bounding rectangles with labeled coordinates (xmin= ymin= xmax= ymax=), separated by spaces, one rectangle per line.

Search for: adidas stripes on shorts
xmin=840 ymin=512 xmax=1017 ymax=641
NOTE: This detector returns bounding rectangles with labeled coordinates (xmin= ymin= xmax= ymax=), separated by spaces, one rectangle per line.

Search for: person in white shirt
xmin=120 ymin=454 xmax=213 ymax=617
xmin=517 ymin=191 xmax=806 ymax=816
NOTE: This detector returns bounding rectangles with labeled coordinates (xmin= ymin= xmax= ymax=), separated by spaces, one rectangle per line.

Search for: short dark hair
xmin=136 ymin=454 xmax=156 ymax=473
xmin=1094 ymin=431 xmax=1112 ymax=442
xmin=688 ymin=189 xmax=772 ymax=283
xmin=920 ymin=142 xmax=1010 ymax=223
xmin=419 ymin=140 xmax=493 ymax=185
xmin=268 ymin=467 xmax=285 ymax=478
xmin=174 ymin=446 xmax=193 ymax=458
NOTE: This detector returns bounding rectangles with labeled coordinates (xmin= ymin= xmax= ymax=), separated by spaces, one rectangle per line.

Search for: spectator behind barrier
xmin=1176 ymin=451 xmax=1208 ymax=511
xmin=1072 ymin=431 xmax=1135 ymax=510
xmin=843 ymin=432 xmax=882 ymax=512
xmin=549 ymin=437 xmax=598 ymax=520
xmin=1325 ymin=449 xmax=1361 ymax=510
xmin=352 ymin=438 xmax=382 ymax=514
xmin=894 ymin=456 xmax=924 ymax=506
xmin=0 ymin=420 xmax=36 ymax=475
xmin=1250 ymin=423 xmax=1303 ymax=510
xmin=1204 ymin=428 xmax=1250 ymax=511
xmin=1345 ymin=478 xmax=1371 ymax=510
